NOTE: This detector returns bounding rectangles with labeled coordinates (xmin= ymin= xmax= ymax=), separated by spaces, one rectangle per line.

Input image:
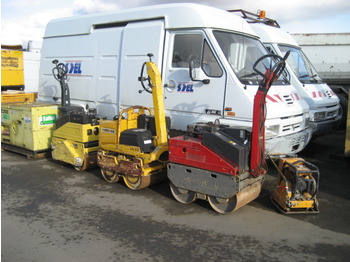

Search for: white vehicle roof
xmin=292 ymin=33 xmax=350 ymax=45
xmin=250 ymin=23 xmax=298 ymax=46
xmin=44 ymin=3 xmax=257 ymax=38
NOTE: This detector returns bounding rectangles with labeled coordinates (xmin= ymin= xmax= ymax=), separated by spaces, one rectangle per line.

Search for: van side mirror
xmin=189 ymin=58 xmax=210 ymax=85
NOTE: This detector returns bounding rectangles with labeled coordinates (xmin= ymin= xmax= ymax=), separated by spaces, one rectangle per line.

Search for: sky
xmin=1 ymin=0 xmax=350 ymax=46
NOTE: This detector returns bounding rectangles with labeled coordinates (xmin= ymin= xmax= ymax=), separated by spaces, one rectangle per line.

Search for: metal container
xmin=1 ymin=49 xmax=25 ymax=90
xmin=1 ymin=103 xmax=58 ymax=157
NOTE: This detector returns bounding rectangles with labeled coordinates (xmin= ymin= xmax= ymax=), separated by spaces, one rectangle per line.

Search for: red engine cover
xmin=169 ymin=136 xmax=238 ymax=176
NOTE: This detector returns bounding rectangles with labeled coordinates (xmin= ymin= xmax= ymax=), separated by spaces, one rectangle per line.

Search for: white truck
xmin=37 ymin=3 xmax=312 ymax=154
xmin=23 ymin=41 xmax=42 ymax=93
xmin=231 ymin=10 xmax=341 ymax=138
xmin=292 ymin=33 xmax=350 ymax=127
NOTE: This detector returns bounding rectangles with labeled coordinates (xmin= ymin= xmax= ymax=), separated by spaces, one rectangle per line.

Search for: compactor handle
xmin=51 ymin=59 xmax=71 ymax=108
xmin=52 ymin=59 xmax=68 ymax=82
xmin=137 ymin=53 xmax=168 ymax=146
xmin=249 ymin=51 xmax=290 ymax=177
xmin=138 ymin=53 xmax=154 ymax=94
xmin=253 ymin=51 xmax=290 ymax=92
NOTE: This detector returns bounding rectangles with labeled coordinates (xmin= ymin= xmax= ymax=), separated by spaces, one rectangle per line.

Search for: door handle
xmin=165 ymin=80 xmax=176 ymax=92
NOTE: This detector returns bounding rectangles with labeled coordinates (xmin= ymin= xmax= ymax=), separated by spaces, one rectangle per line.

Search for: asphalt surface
xmin=2 ymin=129 xmax=350 ymax=262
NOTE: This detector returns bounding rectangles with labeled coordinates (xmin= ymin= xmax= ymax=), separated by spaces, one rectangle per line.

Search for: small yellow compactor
xmin=51 ymin=114 xmax=99 ymax=170
xmin=270 ymin=156 xmax=320 ymax=214
xmin=50 ymin=60 xmax=100 ymax=170
xmin=97 ymin=54 xmax=169 ymax=190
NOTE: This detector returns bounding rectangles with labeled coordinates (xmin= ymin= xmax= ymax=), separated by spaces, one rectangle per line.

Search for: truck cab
xmin=37 ymin=3 xmax=312 ymax=154
xmin=236 ymin=11 xmax=341 ymax=138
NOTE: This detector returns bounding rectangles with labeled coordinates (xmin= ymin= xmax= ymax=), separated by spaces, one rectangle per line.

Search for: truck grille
xmin=325 ymin=90 xmax=333 ymax=98
xmin=282 ymin=123 xmax=302 ymax=134
xmin=281 ymin=94 xmax=294 ymax=106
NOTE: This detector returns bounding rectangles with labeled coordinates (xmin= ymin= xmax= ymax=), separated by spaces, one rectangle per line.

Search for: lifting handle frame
xmin=249 ymin=52 xmax=290 ymax=177
xmin=52 ymin=59 xmax=70 ymax=108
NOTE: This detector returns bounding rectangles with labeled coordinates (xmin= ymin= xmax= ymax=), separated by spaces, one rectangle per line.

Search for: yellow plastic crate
xmin=1 ymin=91 xmax=37 ymax=103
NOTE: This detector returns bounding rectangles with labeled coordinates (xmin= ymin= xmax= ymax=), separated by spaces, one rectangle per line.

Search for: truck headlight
xmin=305 ymin=117 xmax=310 ymax=128
xmin=265 ymin=125 xmax=279 ymax=138
xmin=313 ymin=112 xmax=326 ymax=121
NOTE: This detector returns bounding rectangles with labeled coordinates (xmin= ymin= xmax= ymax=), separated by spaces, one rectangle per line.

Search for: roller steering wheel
xmin=253 ymin=51 xmax=290 ymax=82
xmin=138 ymin=62 xmax=153 ymax=94
xmin=52 ymin=59 xmax=68 ymax=81
xmin=138 ymin=53 xmax=154 ymax=94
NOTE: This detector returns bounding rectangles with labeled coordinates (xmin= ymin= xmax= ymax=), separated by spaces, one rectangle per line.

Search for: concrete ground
xmin=1 ymin=129 xmax=350 ymax=262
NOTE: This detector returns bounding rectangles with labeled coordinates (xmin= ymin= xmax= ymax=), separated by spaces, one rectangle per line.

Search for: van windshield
xmin=213 ymin=30 xmax=289 ymax=85
xmin=278 ymin=45 xmax=323 ymax=84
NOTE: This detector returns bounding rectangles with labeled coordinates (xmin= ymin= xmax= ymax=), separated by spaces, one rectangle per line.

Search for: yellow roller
xmin=97 ymin=54 xmax=169 ymax=190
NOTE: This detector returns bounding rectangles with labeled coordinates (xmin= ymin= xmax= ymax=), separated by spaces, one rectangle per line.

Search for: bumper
xmin=310 ymin=115 xmax=342 ymax=138
xmin=265 ymin=127 xmax=313 ymax=154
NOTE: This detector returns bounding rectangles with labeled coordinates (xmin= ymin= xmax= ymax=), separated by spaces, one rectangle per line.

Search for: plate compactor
xmin=270 ymin=156 xmax=319 ymax=214
xmin=168 ymin=52 xmax=296 ymax=214
xmin=50 ymin=60 xmax=100 ymax=170
xmin=97 ymin=54 xmax=169 ymax=190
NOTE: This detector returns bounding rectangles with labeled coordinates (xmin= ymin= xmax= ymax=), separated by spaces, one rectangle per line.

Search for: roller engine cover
xmin=184 ymin=123 xmax=251 ymax=173
xmin=219 ymin=127 xmax=251 ymax=146
xmin=186 ymin=122 xmax=228 ymax=137
xmin=56 ymin=107 xmax=98 ymax=128
xmin=202 ymin=130 xmax=250 ymax=173
xmin=137 ymin=114 xmax=171 ymax=136
xmin=119 ymin=128 xmax=154 ymax=153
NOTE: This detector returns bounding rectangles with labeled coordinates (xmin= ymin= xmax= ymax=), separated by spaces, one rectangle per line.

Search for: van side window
xmin=202 ymin=40 xmax=222 ymax=77
xmin=172 ymin=34 xmax=203 ymax=68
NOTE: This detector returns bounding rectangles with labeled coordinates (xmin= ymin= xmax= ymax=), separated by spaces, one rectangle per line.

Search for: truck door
xmin=162 ymin=31 xmax=226 ymax=129
xmin=119 ymin=20 xmax=165 ymax=107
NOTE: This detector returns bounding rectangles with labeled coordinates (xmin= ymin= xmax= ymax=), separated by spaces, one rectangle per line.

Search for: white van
xmin=23 ymin=41 xmax=42 ymax=93
xmin=37 ymin=3 xmax=312 ymax=154
xmin=231 ymin=10 xmax=341 ymax=138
